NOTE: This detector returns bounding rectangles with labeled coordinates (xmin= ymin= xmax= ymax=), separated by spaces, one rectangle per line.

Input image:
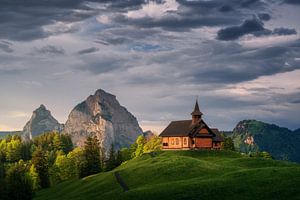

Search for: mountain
xmin=0 ymin=131 xmax=21 ymax=139
xmin=64 ymin=89 xmax=143 ymax=151
xmin=22 ymin=104 xmax=63 ymax=140
xmin=35 ymin=151 xmax=300 ymax=200
xmin=231 ymin=120 xmax=300 ymax=162
xmin=143 ymin=130 xmax=156 ymax=140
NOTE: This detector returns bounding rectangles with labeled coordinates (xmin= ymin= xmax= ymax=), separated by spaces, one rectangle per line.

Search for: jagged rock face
xmin=64 ymin=89 xmax=143 ymax=151
xmin=22 ymin=104 xmax=63 ymax=140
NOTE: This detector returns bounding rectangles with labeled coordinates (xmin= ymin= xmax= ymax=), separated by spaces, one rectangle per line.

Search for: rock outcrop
xmin=64 ymin=89 xmax=143 ymax=151
xmin=22 ymin=104 xmax=63 ymax=140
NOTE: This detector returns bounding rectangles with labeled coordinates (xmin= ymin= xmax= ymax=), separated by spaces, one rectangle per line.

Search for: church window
xmin=175 ymin=138 xmax=179 ymax=145
xmin=171 ymin=138 xmax=174 ymax=145
xmin=183 ymin=138 xmax=187 ymax=145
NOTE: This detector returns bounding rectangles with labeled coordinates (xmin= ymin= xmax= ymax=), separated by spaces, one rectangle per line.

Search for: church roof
xmin=159 ymin=119 xmax=223 ymax=142
xmin=191 ymin=100 xmax=203 ymax=116
xmin=159 ymin=120 xmax=193 ymax=137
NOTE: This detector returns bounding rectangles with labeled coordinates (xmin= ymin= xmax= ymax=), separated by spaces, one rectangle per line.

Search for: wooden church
xmin=159 ymin=100 xmax=223 ymax=150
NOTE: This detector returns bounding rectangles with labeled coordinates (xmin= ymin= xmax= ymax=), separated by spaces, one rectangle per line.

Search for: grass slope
xmin=35 ymin=151 xmax=300 ymax=200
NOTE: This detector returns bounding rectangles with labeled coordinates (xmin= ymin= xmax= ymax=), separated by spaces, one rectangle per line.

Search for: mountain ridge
xmin=231 ymin=119 xmax=300 ymax=162
xmin=63 ymin=89 xmax=143 ymax=151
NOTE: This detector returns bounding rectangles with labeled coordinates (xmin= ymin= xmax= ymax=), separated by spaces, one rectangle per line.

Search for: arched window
xmin=175 ymin=138 xmax=179 ymax=145
xmin=183 ymin=138 xmax=187 ymax=145
xmin=171 ymin=138 xmax=174 ymax=145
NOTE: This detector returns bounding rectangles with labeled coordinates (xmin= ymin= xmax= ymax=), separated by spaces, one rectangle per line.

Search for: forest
xmin=0 ymin=132 xmax=162 ymax=200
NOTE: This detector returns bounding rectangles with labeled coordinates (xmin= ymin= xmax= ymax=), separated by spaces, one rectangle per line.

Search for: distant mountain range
xmin=18 ymin=89 xmax=143 ymax=152
xmin=1 ymin=89 xmax=299 ymax=163
xmin=0 ymin=131 xmax=21 ymax=139
xmin=229 ymin=120 xmax=300 ymax=163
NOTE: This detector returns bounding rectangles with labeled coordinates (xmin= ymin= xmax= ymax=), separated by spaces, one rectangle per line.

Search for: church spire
xmin=191 ymin=98 xmax=203 ymax=125
xmin=191 ymin=98 xmax=202 ymax=116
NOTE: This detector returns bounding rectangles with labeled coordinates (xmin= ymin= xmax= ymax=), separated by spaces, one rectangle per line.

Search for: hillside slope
xmin=232 ymin=120 xmax=300 ymax=162
xmin=35 ymin=151 xmax=300 ymax=200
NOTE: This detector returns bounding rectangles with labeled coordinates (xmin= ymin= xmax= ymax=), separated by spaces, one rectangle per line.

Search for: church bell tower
xmin=191 ymin=98 xmax=203 ymax=125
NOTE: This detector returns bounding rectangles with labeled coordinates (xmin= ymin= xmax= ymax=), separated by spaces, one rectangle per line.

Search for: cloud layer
xmin=0 ymin=0 xmax=300 ymax=131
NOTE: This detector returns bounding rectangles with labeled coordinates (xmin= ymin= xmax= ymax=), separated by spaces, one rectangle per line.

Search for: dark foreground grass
xmin=35 ymin=150 xmax=300 ymax=200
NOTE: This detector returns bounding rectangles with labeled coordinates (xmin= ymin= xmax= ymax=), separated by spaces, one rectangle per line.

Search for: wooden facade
xmin=159 ymin=100 xmax=223 ymax=150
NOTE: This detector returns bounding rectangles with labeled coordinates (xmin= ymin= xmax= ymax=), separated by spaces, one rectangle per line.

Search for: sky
xmin=0 ymin=0 xmax=300 ymax=132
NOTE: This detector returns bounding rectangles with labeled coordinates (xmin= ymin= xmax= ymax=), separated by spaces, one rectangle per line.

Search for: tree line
xmin=0 ymin=132 xmax=162 ymax=200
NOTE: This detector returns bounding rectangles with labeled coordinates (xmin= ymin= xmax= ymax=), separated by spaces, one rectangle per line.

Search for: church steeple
xmin=191 ymin=98 xmax=202 ymax=125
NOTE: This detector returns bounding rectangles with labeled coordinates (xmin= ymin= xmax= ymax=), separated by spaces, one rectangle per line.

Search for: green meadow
xmin=35 ymin=150 xmax=300 ymax=200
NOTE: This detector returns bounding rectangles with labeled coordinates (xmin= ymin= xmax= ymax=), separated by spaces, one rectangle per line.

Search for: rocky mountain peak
xmin=64 ymin=89 xmax=143 ymax=151
xmin=22 ymin=105 xmax=63 ymax=140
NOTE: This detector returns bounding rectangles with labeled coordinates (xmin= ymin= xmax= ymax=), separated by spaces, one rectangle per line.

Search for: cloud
xmin=258 ymin=13 xmax=271 ymax=21
xmin=284 ymin=0 xmax=300 ymax=4
xmin=0 ymin=41 xmax=13 ymax=53
xmin=273 ymin=28 xmax=297 ymax=36
xmin=115 ymin=14 xmax=239 ymax=31
xmin=32 ymin=45 xmax=66 ymax=56
xmin=217 ymin=18 xmax=265 ymax=40
xmin=217 ymin=18 xmax=297 ymax=40
xmin=77 ymin=47 xmax=99 ymax=55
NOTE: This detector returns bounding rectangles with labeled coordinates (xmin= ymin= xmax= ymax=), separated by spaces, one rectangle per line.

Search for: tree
xmin=21 ymin=141 xmax=33 ymax=161
xmin=105 ymin=143 xmax=116 ymax=171
xmin=80 ymin=135 xmax=101 ymax=178
xmin=133 ymin=135 xmax=146 ymax=158
xmin=223 ymin=137 xmax=235 ymax=151
xmin=0 ymin=162 xmax=6 ymax=200
xmin=5 ymin=161 xmax=34 ymax=200
xmin=67 ymin=147 xmax=85 ymax=178
xmin=53 ymin=133 xmax=63 ymax=152
xmin=120 ymin=148 xmax=131 ymax=162
xmin=29 ymin=164 xmax=40 ymax=191
xmin=143 ymin=135 xmax=162 ymax=153
xmin=55 ymin=153 xmax=77 ymax=181
xmin=6 ymin=138 xmax=22 ymax=162
xmin=32 ymin=147 xmax=50 ymax=188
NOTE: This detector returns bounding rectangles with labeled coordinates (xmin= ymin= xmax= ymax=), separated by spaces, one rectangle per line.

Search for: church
xmin=159 ymin=100 xmax=223 ymax=150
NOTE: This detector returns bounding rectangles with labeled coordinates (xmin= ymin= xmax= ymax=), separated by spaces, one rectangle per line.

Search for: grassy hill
xmin=35 ymin=151 xmax=300 ymax=200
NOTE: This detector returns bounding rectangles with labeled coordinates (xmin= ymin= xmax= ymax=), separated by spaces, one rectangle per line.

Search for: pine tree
xmin=5 ymin=161 xmax=34 ymax=200
xmin=223 ymin=137 xmax=235 ymax=151
xmin=53 ymin=133 xmax=63 ymax=152
xmin=105 ymin=143 xmax=116 ymax=171
xmin=29 ymin=164 xmax=41 ymax=191
xmin=80 ymin=135 xmax=101 ymax=177
xmin=32 ymin=146 xmax=50 ymax=188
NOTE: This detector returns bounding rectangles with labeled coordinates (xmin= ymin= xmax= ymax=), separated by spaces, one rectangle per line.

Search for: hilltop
xmin=231 ymin=120 xmax=300 ymax=162
xmin=35 ymin=150 xmax=300 ymax=200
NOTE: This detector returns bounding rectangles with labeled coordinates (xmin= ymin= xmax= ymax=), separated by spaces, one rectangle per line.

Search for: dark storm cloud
xmin=0 ymin=0 xmax=144 ymax=41
xmin=33 ymin=45 xmax=66 ymax=56
xmin=258 ymin=13 xmax=271 ymax=21
xmin=114 ymin=40 xmax=300 ymax=86
xmin=217 ymin=18 xmax=265 ymax=40
xmin=108 ymin=0 xmax=272 ymax=32
xmin=115 ymin=14 xmax=239 ymax=31
xmin=284 ymin=0 xmax=300 ymax=4
xmin=273 ymin=28 xmax=297 ymax=35
xmin=219 ymin=5 xmax=234 ymax=12
xmin=217 ymin=18 xmax=297 ymax=40
xmin=77 ymin=47 xmax=99 ymax=55
xmin=240 ymin=0 xmax=260 ymax=8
